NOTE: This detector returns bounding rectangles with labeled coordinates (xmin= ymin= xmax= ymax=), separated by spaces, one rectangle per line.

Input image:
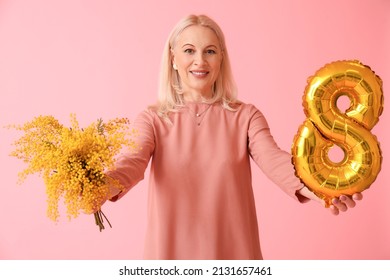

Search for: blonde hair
xmin=154 ymin=14 xmax=238 ymax=120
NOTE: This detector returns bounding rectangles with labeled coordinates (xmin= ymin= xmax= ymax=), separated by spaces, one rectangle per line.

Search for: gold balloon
xmin=291 ymin=60 xmax=384 ymax=206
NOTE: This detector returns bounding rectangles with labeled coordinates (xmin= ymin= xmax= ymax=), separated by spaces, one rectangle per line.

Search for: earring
xmin=173 ymin=63 xmax=178 ymax=70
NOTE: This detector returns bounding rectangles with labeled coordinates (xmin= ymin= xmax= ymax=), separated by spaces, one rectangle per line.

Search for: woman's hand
xmin=297 ymin=186 xmax=363 ymax=215
xmin=328 ymin=193 xmax=363 ymax=215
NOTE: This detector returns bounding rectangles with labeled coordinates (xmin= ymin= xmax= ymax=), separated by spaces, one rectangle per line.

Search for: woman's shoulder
xmin=130 ymin=105 xmax=159 ymax=125
xmin=134 ymin=103 xmax=160 ymax=117
xmin=229 ymin=100 xmax=263 ymax=114
xmin=136 ymin=104 xmax=175 ymax=126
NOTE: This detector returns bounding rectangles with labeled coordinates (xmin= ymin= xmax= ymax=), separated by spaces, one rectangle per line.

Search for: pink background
xmin=0 ymin=0 xmax=389 ymax=259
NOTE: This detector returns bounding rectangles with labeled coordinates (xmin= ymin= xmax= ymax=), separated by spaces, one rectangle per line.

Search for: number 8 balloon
xmin=292 ymin=60 xmax=384 ymax=207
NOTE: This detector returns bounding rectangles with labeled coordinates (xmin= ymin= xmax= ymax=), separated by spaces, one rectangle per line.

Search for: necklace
xmin=186 ymin=104 xmax=212 ymax=126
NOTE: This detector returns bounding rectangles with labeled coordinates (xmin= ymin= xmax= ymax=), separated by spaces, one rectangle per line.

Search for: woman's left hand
xmin=298 ymin=186 xmax=363 ymax=215
xmin=328 ymin=193 xmax=363 ymax=215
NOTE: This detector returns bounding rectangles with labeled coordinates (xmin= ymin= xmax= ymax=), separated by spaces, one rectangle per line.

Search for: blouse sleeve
xmin=247 ymin=104 xmax=309 ymax=202
xmin=106 ymin=109 xmax=155 ymax=201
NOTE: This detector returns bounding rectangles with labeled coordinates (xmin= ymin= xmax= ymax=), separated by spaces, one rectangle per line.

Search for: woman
xmin=104 ymin=14 xmax=362 ymax=260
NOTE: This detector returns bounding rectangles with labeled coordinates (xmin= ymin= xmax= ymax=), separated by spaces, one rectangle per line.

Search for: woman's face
xmin=171 ymin=25 xmax=223 ymax=100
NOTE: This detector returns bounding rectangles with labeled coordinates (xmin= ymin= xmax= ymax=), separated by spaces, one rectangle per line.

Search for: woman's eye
xmin=184 ymin=49 xmax=194 ymax=54
xmin=206 ymin=49 xmax=216 ymax=54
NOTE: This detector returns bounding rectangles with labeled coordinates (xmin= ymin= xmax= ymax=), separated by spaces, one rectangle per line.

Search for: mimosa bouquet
xmin=9 ymin=114 xmax=137 ymax=231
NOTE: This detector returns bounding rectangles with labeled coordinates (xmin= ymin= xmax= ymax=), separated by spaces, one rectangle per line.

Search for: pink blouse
xmin=107 ymin=102 xmax=305 ymax=259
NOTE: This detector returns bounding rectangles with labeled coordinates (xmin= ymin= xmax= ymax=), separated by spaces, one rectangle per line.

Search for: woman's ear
xmin=170 ymin=49 xmax=177 ymax=70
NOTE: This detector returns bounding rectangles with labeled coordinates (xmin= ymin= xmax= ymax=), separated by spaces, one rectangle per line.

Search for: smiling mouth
xmin=190 ymin=71 xmax=209 ymax=77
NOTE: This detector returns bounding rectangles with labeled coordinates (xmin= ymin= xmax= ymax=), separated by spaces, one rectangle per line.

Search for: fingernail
xmin=340 ymin=195 xmax=346 ymax=201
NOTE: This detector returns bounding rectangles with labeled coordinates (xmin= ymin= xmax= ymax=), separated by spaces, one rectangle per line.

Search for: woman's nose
xmin=193 ymin=53 xmax=206 ymax=65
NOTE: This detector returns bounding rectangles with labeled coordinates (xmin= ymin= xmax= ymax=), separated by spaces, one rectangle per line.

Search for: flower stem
xmin=94 ymin=209 xmax=112 ymax=232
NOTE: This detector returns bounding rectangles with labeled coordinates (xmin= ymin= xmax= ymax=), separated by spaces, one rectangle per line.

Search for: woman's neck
xmin=182 ymin=91 xmax=213 ymax=103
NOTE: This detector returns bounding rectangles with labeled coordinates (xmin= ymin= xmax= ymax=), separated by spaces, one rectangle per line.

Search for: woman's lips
xmin=190 ymin=70 xmax=209 ymax=77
